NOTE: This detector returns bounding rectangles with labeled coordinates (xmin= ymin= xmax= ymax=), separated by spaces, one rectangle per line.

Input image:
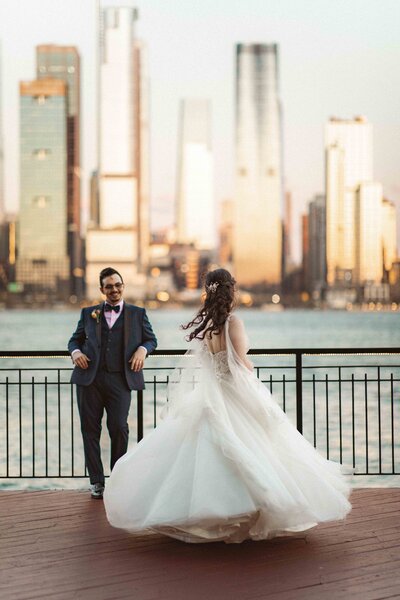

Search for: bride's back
xmin=204 ymin=320 xmax=228 ymax=355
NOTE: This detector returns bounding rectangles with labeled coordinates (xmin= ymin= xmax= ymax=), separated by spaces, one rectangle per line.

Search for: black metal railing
xmin=0 ymin=348 xmax=399 ymax=479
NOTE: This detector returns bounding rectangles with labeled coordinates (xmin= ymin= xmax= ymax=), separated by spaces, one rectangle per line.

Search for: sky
xmin=1 ymin=0 xmax=400 ymax=262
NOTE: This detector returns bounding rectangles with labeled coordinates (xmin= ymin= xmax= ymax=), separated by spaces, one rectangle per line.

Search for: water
xmin=1 ymin=308 xmax=400 ymax=490
xmin=2 ymin=307 xmax=400 ymax=350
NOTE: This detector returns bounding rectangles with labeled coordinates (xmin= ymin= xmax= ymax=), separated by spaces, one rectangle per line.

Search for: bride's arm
xmin=228 ymin=316 xmax=253 ymax=371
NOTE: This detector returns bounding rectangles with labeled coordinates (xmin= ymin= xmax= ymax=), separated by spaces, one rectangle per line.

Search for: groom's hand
xmin=73 ymin=351 xmax=91 ymax=369
xmin=129 ymin=347 xmax=147 ymax=372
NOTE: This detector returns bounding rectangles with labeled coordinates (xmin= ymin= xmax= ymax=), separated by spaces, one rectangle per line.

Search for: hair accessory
xmin=206 ymin=282 xmax=219 ymax=293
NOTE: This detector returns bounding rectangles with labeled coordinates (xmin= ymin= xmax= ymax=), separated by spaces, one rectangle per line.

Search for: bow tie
xmin=104 ymin=304 xmax=120 ymax=313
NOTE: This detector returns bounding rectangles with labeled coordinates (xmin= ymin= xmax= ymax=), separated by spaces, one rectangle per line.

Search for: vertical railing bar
xmin=58 ymin=369 xmax=61 ymax=477
xmin=45 ymin=377 xmax=48 ymax=477
xmin=312 ymin=373 xmax=316 ymax=448
xmin=153 ymin=375 xmax=156 ymax=428
xmin=256 ymin=366 xmax=260 ymax=379
xmin=6 ymin=377 xmax=9 ymax=477
xmin=32 ymin=377 xmax=35 ymax=477
xmin=137 ymin=390 xmax=143 ymax=442
xmin=269 ymin=373 xmax=273 ymax=394
xmin=338 ymin=366 xmax=342 ymax=463
xmin=70 ymin=384 xmax=74 ymax=477
xmin=377 ymin=366 xmax=382 ymax=474
xmin=282 ymin=373 xmax=286 ymax=413
xmin=295 ymin=352 xmax=303 ymax=434
xmin=390 ymin=373 xmax=394 ymax=473
xmin=19 ymin=369 xmax=22 ymax=477
xmin=364 ymin=373 xmax=368 ymax=474
xmin=351 ymin=374 xmax=355 ymax=470
xmin=325 ymin=373 xmax=329 ymax=460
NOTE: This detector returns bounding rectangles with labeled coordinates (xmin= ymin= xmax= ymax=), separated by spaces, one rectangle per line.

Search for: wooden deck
xmin=0 ymin=488 xmax=399 ymax=600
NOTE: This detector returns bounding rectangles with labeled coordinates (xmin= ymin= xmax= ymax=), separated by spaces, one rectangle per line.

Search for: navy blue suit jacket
xmin=68 ymin=303 xmax=157 ymax=390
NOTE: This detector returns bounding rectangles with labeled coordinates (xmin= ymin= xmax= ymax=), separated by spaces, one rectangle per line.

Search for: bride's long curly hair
xmin=182 ymin=268 xmax=237 ymax=341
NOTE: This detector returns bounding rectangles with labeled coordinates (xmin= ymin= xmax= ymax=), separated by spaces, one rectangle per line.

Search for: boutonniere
xmin=91 ymin=309 xmax=101 ymax=323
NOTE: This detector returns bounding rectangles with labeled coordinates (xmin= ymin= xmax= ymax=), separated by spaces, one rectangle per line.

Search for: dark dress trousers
xmin=68 ymin=303 xmax=157 ymax=484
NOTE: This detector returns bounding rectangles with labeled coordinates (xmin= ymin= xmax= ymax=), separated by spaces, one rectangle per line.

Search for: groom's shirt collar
xmin=104 ymin=300 xmax=124 ymax=328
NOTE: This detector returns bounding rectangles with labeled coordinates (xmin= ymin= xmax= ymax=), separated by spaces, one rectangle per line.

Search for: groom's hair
xmin=99 ymin=267 xmax=124 ymax=287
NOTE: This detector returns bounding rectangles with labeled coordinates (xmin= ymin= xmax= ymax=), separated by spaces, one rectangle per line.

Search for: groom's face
xmin=100 ymin=273 xmax=124 ymax=305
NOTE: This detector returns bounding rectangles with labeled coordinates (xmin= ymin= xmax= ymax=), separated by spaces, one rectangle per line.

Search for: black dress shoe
xmin=90 ymin=483 xmax=105 ymax=499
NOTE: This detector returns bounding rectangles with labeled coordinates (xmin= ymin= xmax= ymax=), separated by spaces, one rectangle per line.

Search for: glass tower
xmin=17 ymin=79 xmax=69 ymax=295
xmin=325 ymin=116 xmax=373 ymax=286
xmin=86 ymin=6 xmax=149 ymax=299
xmin=176 ymin=98 xmax=215 ymax=250
xmin=234 ymin=43 xmax=283 ymax=287
xmin=36 ymin=44 xmax=83 ymax=296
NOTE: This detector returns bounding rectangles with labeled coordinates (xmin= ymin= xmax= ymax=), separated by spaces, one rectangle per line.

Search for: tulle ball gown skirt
xmin=104 ymin=351 xmax=352 ymax=544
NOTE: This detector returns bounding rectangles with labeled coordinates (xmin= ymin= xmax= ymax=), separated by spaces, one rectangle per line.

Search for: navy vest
xmin=99 ymin=310 xmax=125 ymax=372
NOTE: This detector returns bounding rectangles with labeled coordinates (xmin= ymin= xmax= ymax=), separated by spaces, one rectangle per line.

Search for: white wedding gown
xmin=104 ymin=315 xmax=352 ymax=543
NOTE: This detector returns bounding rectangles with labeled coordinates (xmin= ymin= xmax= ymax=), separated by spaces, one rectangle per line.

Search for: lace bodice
xmin=203 ymin=347 xmax=231 ymax=381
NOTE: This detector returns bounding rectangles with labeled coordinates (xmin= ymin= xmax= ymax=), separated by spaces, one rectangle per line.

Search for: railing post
xmin=137 ymin=390 xmax=143 ymax=442
xmin=295 ymin=351 xmax=303 ymax=434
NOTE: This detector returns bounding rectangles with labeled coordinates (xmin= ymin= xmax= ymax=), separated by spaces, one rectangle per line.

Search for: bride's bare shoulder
xmin=227 ymin=313 xmax=244 ymax=329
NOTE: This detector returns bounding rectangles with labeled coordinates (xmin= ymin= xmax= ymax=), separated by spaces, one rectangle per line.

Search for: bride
xmin=104 ymin=268 xmax=352 ymax=543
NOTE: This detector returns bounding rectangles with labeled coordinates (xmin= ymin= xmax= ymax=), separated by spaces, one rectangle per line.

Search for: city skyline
xmin=0 ymin=0 xmax=399 ymax=262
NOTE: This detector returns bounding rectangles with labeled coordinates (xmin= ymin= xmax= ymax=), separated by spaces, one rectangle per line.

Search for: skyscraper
xmin=354 ymin=182 xmax=383 ymax=284
xmin=307 ymin=194 xmax=326 ymax=293
xmin=36 ymin=44 xmax=83 ymax=297
xmin=382 ymin=198 xmax=397 ymax=274
xmin=86 ymin=6 xmax=149 ymax=298
xmin=234 ymin=43 xmax=283 ymax=287
xmin=176 ymin=98 xmax=215 ymax=250
xmin=17 ymin=79 xmax=69 ymax=295
xmin=325 ymin=116 xmax=373 ymax=285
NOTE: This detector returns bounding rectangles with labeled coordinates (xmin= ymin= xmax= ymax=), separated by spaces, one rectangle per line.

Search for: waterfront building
xmin=354 ymin=182 xmax=383 ymax=284
xmin=283 ymin=190 xmax=294 ymax=275
xmin=307 ymin=194 xmax=326 ymax=294
xmin=17 ymin=79 xmax=70 ymax=297
xmin=301 ymin=214 xmax=309 ymax=293
xmin=325 ymin=116 xmax=373 ymax=286
xmin=176 ymin=98 xmax=215 ymax=250
xmin=36 ymin=44 xmax=84 ymax=297
xmin=382 ymin=198 xmax=397 ymax=275
xmin=0 ymin=217 xmax=17 ymax=293
xmin=234 ymin=43 xmax=283 ymax=288
xmin=86 ymin=6 xmax=149 ymax=299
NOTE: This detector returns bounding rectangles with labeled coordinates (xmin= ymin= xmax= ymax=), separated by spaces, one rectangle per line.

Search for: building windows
xmin=32 ymin=149 xmax=51 ymax=160
xmin=35 ymin=95 xmax=47 ymax=105
xmin=32 ymin=196 xmax=51 ymax=208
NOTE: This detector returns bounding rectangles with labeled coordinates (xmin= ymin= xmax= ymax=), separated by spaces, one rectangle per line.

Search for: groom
xmin=68 ymin=267 xmax=157 ymax=498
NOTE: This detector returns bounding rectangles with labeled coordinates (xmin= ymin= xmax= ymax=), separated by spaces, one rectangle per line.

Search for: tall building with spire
xmin=36 ymin=44 xmax=84 ymax=297
xmin=86 ymin=5 xmax=150 ymax=299
xmin=234 ymin=43 xmax=283 ymax=288
xmin=175 ymin=98 xmax=215 ymax=250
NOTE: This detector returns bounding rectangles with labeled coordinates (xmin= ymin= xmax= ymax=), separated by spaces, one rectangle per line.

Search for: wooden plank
xmin=0 ymin=488 xmax=399 ymax=600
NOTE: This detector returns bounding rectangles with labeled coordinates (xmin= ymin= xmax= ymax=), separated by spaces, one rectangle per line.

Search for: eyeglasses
xmin=103 ymin=283 xmax=123 ymax=290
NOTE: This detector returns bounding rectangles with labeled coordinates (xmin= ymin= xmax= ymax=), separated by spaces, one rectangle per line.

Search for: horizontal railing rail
xmin=0 ymin=347 xmax=399 ymax=479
